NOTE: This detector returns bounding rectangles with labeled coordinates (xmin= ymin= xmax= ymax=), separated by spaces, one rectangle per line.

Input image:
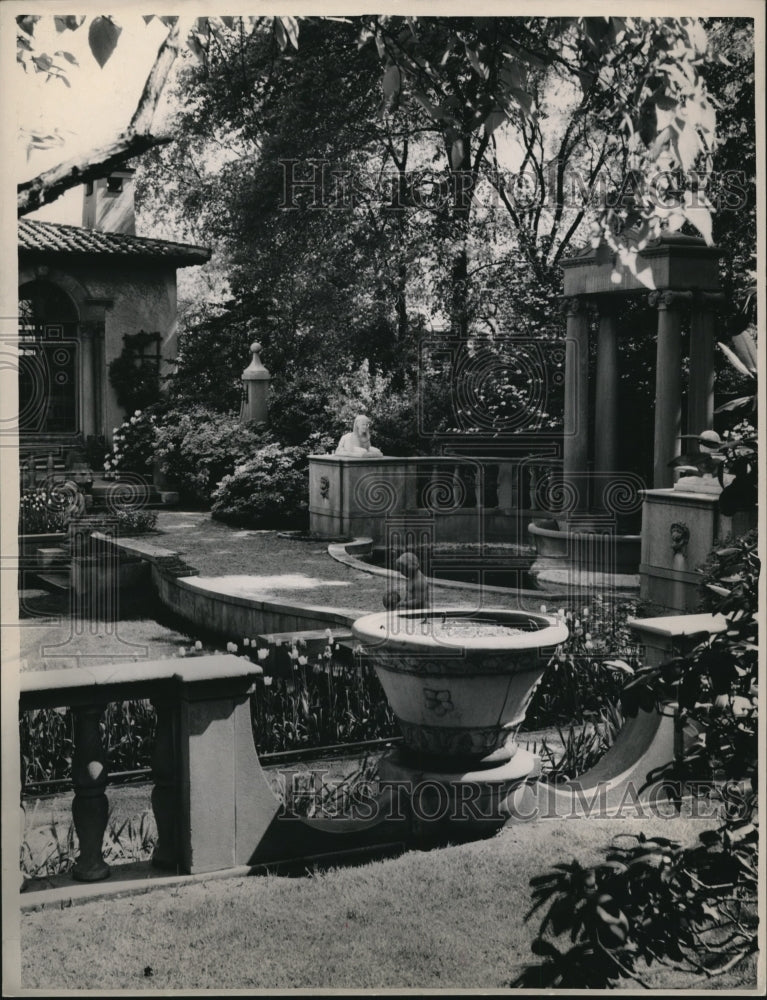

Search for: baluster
xmin=150 ymin=697 xmax=179 ymax=870
xmin=47 ymin=452 xmax=54 ymax=478
xmin=71 ymin=704 xmax=110 ymax=882
xmin=528 ymin=467 xmax=539 ymax=511
xmin=29 ymin=456 xmax=37 ymax=489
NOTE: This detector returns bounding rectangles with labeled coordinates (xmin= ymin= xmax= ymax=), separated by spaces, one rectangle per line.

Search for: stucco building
xmin=18 ymin=170 xmax=209 ymax=463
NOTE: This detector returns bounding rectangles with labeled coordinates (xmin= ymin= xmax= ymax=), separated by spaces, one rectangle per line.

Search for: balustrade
xmin=19 ymin=655 xmax=262 ymax=880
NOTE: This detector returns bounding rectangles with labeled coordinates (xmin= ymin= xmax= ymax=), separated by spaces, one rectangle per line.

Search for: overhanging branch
xmin=18 ymin=19 xmax=181 ymax=217
xmin=18 ymin=131 xmax=173 ymax=216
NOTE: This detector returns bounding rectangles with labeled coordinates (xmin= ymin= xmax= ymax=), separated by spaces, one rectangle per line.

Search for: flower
xmin=178 ymin=647 xmax=186 ymax=657
xmin=243 ymin=638 xmax=250 ymax=647
xmin=257 ymin=647 xmax=269 ymax=661
xmin=194 ymin=640 xmax=203 ymax=651
xmin=298 ymin=655 xmax=308 ymax=667
xmin=540 ymin=604 xmax=548 ymax=613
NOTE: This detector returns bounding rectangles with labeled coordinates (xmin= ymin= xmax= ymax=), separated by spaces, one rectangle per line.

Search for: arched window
xmin=18 ymin=280 xmax=79 ymax=433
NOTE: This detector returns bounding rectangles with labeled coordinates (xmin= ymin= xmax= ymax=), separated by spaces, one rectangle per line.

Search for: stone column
xmin=241 ymin=342 xmax=271 ymax=425
xmin=150 ymin=696 xmax=178 ymax=870
xmin=80 ymin=325 xmax=96 ymax=438
xmin=649 ymin=290 xmax=692 ymax=489
xmin=561 ymin=296 xmax=589 ymax=511
xmin=93 ymin=322 xmax=105 ymax=440
xmin=687 ymin=291 xmax=722 ymax=442
xmin=594 ymin=298 xmax=619 ymax=484
xmin=71 ymin=704 xmax=110 ymax=882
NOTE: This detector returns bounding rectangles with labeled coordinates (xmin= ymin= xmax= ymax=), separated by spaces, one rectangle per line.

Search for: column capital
xmin=79 ymin=321 xmax=104 ymax=340
xmin=559 ymin=295 xmax=588 ymax=317
xmin=696 ymin=290 xmax=727 ymax=309
xmin=648 ymin=289 xmax=694 ymax=311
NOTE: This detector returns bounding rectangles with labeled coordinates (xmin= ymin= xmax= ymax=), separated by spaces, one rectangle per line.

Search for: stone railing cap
xmin=627 ymin=613 xmax=729 ymax=638
xmin=20 ymin=654 xmax=260 ymax=695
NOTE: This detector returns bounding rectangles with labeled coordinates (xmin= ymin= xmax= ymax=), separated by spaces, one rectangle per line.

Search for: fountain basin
xmin=528 ymin=518 xmax=641 ymax=582
xmin=352 ymin=609 xmax=567 ymax=763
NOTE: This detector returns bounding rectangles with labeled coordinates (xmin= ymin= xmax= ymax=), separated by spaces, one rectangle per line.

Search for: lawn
xmin=20 ymin=815 xmax=758 ymax=992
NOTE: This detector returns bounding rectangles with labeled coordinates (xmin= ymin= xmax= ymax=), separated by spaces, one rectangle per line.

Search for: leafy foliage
xmin=105 ymin=409 xmax=158 ymax=476
xmin=524 ymin=598 xmax=637 ymax=729
xmin=153 ymin=405 xmax=265 ymax=504
xmin=512 ymin=819 xmax=758 ymax=988
xmin=107 ymin=332 xmax=163 ymax=415
xmin=210 ymin=440 xmax=316 ymax=528
xmin=517 ymin=425 xmax=759 ymax=988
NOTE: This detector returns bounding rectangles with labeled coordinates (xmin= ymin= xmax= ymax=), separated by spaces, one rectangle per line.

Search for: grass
xmin=19 ymin=815 xmax=757 ymax=991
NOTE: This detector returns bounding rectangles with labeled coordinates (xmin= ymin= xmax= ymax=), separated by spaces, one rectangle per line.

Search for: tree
xmin=17 ymin=13 xmax=725 ymax=271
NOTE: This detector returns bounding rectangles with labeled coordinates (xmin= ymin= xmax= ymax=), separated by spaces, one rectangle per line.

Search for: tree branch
xmin=18 ymin=19 xmax=181 ymax=216
xmin=18 ymin=131 xmax=173 ymax=216
xmin=129 ymin=20 xmax=181 ymax=134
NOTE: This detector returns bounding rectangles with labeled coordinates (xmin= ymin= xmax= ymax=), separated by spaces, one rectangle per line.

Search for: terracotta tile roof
xmin=19 ymin=219 xmax=210 ymax=267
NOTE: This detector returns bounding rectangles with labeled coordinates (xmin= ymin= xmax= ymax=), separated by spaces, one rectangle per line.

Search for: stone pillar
xmin=649 ymin=290 xmax=692 ymax=489
xmin=150 ymin=696 xmax=178 ymax=870
xmin=80 ymin=325 xmax=96 ymax=438
xmin=241 ymin=342 xmax=271 ymax=425
xmin=561 ymin=296 xmax=589 ymax=511
xmin=93 ymin=323 xmax=105 ymax=439
xmin=594 ymin=299 xmax=619 ymax=485
xmin=687 ymin=292 xmax=722 ymax=442
xmin=71 ymin=704 xmax=110 ymax=882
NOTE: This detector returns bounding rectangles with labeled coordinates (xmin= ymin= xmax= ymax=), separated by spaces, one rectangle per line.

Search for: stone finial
xmin=242 ymin=342 xmax=271 ymax=381
xmin=241 ymin=342 xmax=271 ymax=425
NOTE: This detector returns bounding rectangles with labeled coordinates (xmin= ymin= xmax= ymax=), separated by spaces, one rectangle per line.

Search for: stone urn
xmin=352 ymin=608 xmax=567 ymax=765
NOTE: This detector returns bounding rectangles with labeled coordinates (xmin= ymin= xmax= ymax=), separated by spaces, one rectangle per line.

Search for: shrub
xmin=108 ymin=508 xmax=158 ymax=535
xmin=105 ymin=409 xmax=158 ymax=476
xmin=154 ymin=405 xmax=264 ymax=504
xmin=210 ymin=442 xmax=311 ymax=527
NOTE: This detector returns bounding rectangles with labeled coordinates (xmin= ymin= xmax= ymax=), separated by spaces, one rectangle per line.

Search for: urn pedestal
xmin=352 ymin=609 xmax=568 ymax=835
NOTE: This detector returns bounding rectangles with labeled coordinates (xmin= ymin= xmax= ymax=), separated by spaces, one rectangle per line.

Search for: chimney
xmin=82 ymin=168 xmax=136 ymax=234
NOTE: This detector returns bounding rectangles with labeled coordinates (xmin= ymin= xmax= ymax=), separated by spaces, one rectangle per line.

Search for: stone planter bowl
xmin=352 ymin=608 xmax=567 ymax=764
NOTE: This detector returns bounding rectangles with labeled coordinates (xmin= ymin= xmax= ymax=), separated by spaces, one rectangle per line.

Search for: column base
xmin=72 ymin=860 xmax=111 ymax=883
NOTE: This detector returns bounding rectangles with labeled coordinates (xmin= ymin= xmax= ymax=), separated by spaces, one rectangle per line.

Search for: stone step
xmin=35 ymin=546 xmax=69 ymax=569
xmin=36 ymin=571 xmax=71 ymax=592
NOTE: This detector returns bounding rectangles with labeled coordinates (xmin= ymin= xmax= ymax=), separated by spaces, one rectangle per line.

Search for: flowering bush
xmin=104 ymin=409 xmax=158 ymax=476
xmin=18 ymin=487 xmax=69 ymax=534
xmin=210 ymin=442 xmax=310 ymax=527
xmin=153 ymin=405 xmax=264 ymax=504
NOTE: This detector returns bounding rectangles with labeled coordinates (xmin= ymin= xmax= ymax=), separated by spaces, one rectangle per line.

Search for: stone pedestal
xmin=377 ymin=742 xmax=541 ymax=841
xmin=309 ymin=456 xmax=418 ymax=540
xmin=241 ymin=342 xmax=271 ymax=425
xmin=639 ymin=487 xmax=755 ymax=612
